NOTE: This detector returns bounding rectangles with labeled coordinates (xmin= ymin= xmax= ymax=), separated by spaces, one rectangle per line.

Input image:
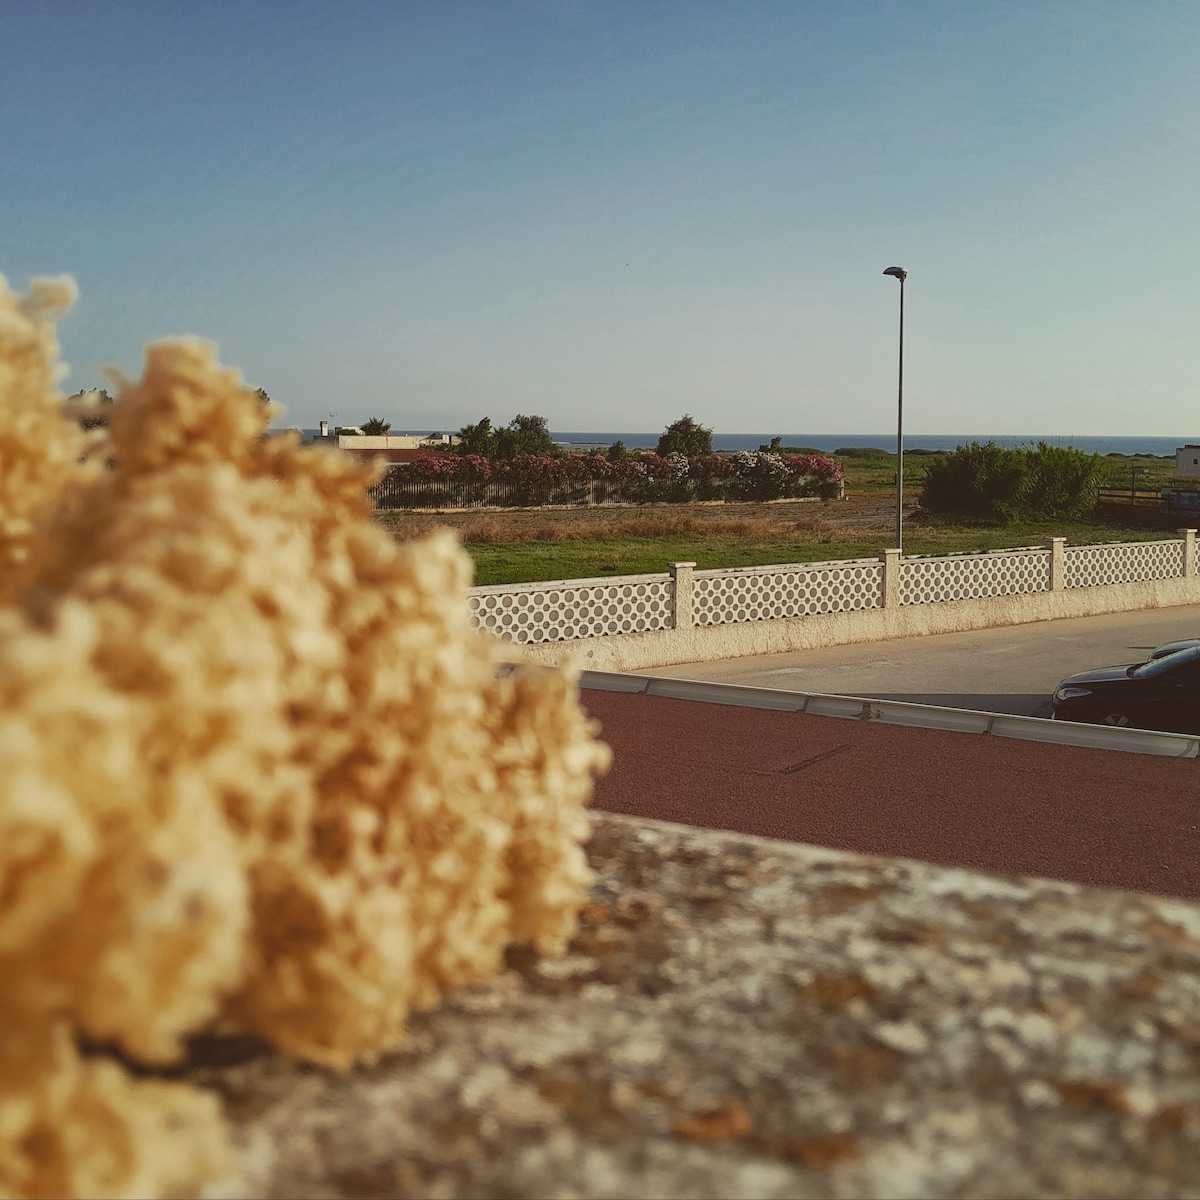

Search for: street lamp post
xmin=883 ymin=267 xmax=907 ymax=551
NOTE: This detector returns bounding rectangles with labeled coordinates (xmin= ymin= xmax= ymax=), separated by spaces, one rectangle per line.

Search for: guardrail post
xmin=1179 ymin=529 xmax=1197 ymax=577
xmin=1044 ymin=537 xmax=1065 ymax=591
xmin=668 ymin=561 xmax=696 ymax=630
xmin=878 ymin=548 xmax=901 ymax=608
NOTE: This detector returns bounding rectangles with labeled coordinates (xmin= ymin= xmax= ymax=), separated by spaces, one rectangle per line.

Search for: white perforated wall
xmin=469 ymin=575 xmax=673 ymax=644
xmin=691 ymin=561 xmax=883 ymax=625
xmin=1064 ymin=541 xmax=1184 ymax=589
xmin=900 ymin=550 xmax=1050 ymax=605
xmin=468 ymin=537 xmax=1193 ymax=645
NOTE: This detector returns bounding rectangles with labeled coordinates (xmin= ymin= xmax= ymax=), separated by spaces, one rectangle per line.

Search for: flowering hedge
xmin=678 ymin=453 xmax=843 ymax=501
xmin=371 ymin=451 xmax=844 ymax=508
xmin=398 ymin=453 xmax=492 ymax=482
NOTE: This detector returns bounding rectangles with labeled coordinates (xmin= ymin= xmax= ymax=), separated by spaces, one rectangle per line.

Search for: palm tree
xmin=361 ymin=417 xmax=392 ymax=436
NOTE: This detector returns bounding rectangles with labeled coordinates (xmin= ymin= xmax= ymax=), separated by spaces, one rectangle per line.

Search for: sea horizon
xmin=292 ymin=430 xmax=1196 ymax=457
xmin=552 ymin=433 xmax=1195 ymax=457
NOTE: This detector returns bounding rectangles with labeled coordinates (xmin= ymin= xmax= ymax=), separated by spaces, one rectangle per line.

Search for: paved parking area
xmin=637 ymin=605 xmax=1200 ymax=716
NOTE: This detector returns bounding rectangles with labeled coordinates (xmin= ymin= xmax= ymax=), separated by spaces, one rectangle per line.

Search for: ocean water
xmin=295 ymin=430 xmax=1193 ymax=457
xmin=551 ymin=433 xmax=1194 ymax=456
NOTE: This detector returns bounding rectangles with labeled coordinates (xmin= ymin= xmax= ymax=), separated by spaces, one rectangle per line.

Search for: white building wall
xmin=1176 ymin=446 xmax=1200 ymax=476
xmin=311 ymin=432 xmax=459 ymax=449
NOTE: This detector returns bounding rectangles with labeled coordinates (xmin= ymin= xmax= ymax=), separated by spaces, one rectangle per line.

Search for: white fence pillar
xmin=669 ymin=561 xmax=696 ymax=630
xmin=1045 ymin=537 xmax=1065 ymax=591
xmin=1179 ymin=529 xmax=1197 ymax=577
xmin=878 ymin=548 xmax=901 ymax=608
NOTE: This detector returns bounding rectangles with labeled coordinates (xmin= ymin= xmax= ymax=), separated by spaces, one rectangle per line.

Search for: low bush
xmin=1017 ymin=442 xmax=1103 ymax=519
xmin=920 ymin=441 xmax=1103 ymax=522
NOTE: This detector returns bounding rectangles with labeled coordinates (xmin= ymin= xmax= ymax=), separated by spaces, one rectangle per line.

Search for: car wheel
xmin=1101 ymin=713 xmax=1132 ymax=728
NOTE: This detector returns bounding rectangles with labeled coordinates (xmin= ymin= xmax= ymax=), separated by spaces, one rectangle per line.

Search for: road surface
xmin=636 ymin=605 xmax=1200 ymax=716
xmin=582 ymin=686 xmax=1200 ymax=900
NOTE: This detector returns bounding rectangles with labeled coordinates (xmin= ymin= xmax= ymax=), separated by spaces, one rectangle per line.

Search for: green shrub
xmin=920 ymin=441 xmax=1103 ymax=522
xmin=657 ymin=415 xmax=713 ymax=458
xmin=1016 ymin=442 xmax=1102 ymax=519
xmin=919 ymin=442 xmax=1024 ymax=520
xmin=457 ymin=414 xmax=559 ymax=460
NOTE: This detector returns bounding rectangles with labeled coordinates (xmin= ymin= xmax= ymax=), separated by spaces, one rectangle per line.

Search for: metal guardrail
xmin=579 ymin=670 xmax=1200 ymax=759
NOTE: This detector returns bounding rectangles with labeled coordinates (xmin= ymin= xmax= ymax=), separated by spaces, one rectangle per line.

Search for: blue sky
xmin=4 ymin=2 xmax=1199 ymax=436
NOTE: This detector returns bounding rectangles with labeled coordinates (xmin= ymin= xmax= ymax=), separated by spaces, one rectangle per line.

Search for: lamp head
xmin=883 ymin=266 xmax=907 ymax=281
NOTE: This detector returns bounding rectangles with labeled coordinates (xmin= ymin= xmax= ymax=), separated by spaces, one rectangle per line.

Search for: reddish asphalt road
xmin=582 ymin=689 xmax=1200 ymax=901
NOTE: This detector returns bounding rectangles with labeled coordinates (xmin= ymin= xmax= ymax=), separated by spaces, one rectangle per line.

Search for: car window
xmin=1132 ymin=645 xmax=1200 ymax=679
xmin=1153 ymin=639 xmax=1200 ymax=659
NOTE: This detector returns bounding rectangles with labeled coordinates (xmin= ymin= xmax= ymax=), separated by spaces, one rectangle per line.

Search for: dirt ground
xmin=374 ymin=491 xmax=906 ymax=541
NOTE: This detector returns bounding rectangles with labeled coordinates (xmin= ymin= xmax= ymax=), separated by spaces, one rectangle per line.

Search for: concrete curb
xmin=578 ymin=669 xmax=1200 ymax=759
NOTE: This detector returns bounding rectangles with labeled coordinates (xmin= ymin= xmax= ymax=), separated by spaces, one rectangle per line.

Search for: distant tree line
xmin=456 ymin=414 xmax=556 ymax=459
xmin=448 ymin=412 xmax=717 ymax=463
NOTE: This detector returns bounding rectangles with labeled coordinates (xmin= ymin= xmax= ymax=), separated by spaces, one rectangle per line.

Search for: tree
xmin=507 ymin=413 xmax=555 ymax=457
xmin=67 ymin=388 xmax=115 ymax=430
xmin=658 ymin=414 xmax=712 ymax=458
xmin=494 ymin=426 xmax=521 ymax=460
xmin=607 ymin=440 xmax=628 ymax=462
xmin=456 ymin=414 xmax=557 ymax=460
xmin=457 ymin=418 xmax=497 ymax=457
xmin=361 ymin=416 xmax=392 ymax=435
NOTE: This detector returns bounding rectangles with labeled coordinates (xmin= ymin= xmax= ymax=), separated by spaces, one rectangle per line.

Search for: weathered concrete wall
xmin=198 ymin=813 xmax=1200 ymax=1199
xmin=507 ymin=573 xmax=1200 ymax=672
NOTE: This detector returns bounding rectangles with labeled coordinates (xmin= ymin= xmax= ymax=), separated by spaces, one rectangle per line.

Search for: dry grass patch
xmin=455 ymin=511 xmax=822 ymax=544
xmin=377 ymin=503 xmax=836 ymax=545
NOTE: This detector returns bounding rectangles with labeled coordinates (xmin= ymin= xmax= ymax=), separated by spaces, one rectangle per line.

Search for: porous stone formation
xmin=0 ymin=275 xmax=608 ymax=1198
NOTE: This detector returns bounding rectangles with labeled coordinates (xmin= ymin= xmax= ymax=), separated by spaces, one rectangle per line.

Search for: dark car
xmin=1052 ymin=644 xmax=1200 ymax=733
xmin=1150 ymin=638 xmax=1200 ymax=660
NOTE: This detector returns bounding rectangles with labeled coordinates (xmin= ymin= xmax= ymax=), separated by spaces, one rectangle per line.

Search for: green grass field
xmin=464 ymin=515 xmax=1173 ymax=586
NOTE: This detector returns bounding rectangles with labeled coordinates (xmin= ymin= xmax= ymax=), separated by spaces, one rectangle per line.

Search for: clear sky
xmin=4 ymin=1 xmax=1199 ymax=436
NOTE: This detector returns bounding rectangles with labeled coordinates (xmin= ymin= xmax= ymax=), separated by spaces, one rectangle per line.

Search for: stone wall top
xmin=198 ymin=813 xmax=1200 ymax=1199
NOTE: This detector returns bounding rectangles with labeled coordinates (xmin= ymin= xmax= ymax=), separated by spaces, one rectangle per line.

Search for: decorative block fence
xmin=469 ymin=531 xmax=1200 ymax=672
xmin=470 ymin=575 xmax=675 ymax=643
